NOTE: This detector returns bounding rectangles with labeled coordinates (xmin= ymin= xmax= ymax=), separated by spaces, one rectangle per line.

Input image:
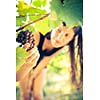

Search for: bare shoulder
xmin=33 ymin=31 xmax=40 ymax=46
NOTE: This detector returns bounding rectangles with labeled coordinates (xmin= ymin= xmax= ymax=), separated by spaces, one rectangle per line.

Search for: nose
xmin=57 ymin=32 xmax=64 ymax=40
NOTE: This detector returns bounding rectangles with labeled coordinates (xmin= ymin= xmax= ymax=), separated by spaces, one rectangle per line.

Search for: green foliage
xmin=48 ymin=11 xmax=62 ymax=29
xmin=47 ymin=51 xmax=67 ymax=74
xmin=16 ymin=1 xmax=46 ymax=16
xmin=16 ymin=1 xmax=30 ymax=16
xmin=32 ymin=0 xmax=47 ymax=8
xmin=16 ymin=16 xmax=26 ymax=26
xmin=27 ymin=7 xmax=46 ymax=15
xmin=16 ymin=47 xmax=29 ymax=71
xmin=35 ymin=17 xmax=51 ymax=34
xmin=24 ymin=25 xmax=35 ymax=33
xmin=16 ymin=0 xmax=49 ymax=70
xmin=50 ymin=0 xmax=83 ymax=27
xmin=16 ymin=87 xmax=20 ymax=100
xmin=16 ymin=0 xmax=47 ymax=27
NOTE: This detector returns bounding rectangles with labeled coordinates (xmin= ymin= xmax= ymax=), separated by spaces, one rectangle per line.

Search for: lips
xmin=55 ymin=40 xmax=61 ymax=44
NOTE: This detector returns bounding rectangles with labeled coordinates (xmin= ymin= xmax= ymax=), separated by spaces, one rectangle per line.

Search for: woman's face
xmin=51 ymin=25 xmax=75 ymax=48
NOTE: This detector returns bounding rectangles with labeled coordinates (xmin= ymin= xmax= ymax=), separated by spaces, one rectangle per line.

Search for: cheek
xmin=51 ymin=34 xmax=56 ymax=45
xmin=62 ymin=38 xmax=67 ymax=45
xmin=51 ymin=32 xmax=57 ymax=41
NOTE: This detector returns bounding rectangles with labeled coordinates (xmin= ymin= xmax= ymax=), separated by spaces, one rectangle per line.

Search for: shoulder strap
xmin=45 ymin=30 xmax=52 ymax=40
xmin=43 ymin=47 xmax=62 ymax=56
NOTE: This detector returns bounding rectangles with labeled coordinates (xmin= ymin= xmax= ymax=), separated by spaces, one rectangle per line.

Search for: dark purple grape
xmin=16 ymin=30 xmax=35 ymax=51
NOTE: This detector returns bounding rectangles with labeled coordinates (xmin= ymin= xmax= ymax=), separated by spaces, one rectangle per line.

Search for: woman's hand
xmin=23 ymin=43 xmax=40 ymax=67
xmin=16 ymin=43 xmax=40 ymax=81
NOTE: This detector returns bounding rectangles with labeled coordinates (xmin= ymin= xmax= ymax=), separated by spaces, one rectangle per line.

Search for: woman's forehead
xmin=55 ymin=26 xmax=74 ymax=35
xmin=55 ymin=26 xmax=67 ymax=31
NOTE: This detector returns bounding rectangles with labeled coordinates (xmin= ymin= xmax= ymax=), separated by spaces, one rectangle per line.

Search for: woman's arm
xmin=16 ymin=46 xmax=40 ymax=82
xmin=30 ymin=46 xmax=67 ymax=79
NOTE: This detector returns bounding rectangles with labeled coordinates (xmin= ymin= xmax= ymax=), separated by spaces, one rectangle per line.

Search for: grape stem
xmin=16 ymin=14 xmax=44 ymax=18
xmin=16 ymin=13 xmax=50 ymax=32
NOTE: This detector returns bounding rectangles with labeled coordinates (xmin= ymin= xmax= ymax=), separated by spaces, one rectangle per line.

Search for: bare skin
xmin=19 ymin=24 xmax=75 ymax=100
xmin=16 ymin=44 xmax=40 ymax=82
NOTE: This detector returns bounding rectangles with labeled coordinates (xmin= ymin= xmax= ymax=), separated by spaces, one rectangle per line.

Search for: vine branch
xmin=16 ymin=13 xmax=50 ymax=32
xmin=16 ymin=14 xmax=43 ymax=18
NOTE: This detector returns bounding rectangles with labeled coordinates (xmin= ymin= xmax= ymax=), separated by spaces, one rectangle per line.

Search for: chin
xmin=51 ymin=41 xmax=63 ymax=48
xmin=53 ymin=44 xmax=62 ymax=48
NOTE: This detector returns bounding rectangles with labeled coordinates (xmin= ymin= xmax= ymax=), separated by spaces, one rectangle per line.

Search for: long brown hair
xmin=69 ymin=26 xmax=83 ymax=86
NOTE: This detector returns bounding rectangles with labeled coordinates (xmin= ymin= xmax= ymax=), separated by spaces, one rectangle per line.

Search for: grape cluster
xmin=16 ymin=30 xmax=35 ymax=51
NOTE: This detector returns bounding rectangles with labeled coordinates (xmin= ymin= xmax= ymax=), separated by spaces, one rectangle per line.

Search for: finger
xmin=32 ymin=52 xmax=40 ymax=62
xmin=26 ymin=53 xmax=36 ymax=62
xmin=26 ymin=54 xmax=39 ymax=68
xmin=27 ymin=47 xmax=38 ymax=57
xmin=23 ymin=43 xmax=30 ymax=50
xmin=31 ymin=54 xmax=40 ymax=67
xmin=26 ymin=50 xmax=40 ymax=62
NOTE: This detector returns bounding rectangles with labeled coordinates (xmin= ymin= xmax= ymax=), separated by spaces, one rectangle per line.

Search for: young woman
xmin=19 ymin=23 xmax=82 ymax=100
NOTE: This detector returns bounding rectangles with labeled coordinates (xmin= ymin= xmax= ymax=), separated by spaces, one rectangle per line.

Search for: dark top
xmin=33 ymin=32 xmax=62 ymax=69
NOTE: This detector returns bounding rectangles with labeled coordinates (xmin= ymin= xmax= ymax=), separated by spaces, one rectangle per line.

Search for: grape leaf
xmin=24 ymin=25 xmax=35 ymax=33
xmin=29 ymin=14 xmax=41 ymax=22
xmin=27 ymin=7 xmax=47 ymax=15
xmin=16 ymin=47 xmax=29 ymax=71
xmin=48 ymin=19 xmax=62 ymax=29
xmin=35 ymin=17 xmax=51 ymax=35
xmin=16 ymin=16 xmax=26 ymax=26
xmin=17 ymin=1 xmax=47 ymax=16
xmin=32 ymin=0 xmax=46 ymax=7
xmin=48 ymin=11 xmax=62 ymax=29
xmin=16 ymin=1 xmax=30 ymax=16
xmin=50 ymin=0 xmax=83 ymax=27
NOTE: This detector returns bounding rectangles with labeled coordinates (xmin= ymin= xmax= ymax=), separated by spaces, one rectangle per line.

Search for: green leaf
xmin=16 ymin=16 xmax=26 ymax=26
xmin=48 ymin=19 xmax=61 ymax=29
xmin=35 ymin=17 xmax=51 ymax=35
xmin=16 ymin=47 xmax=29 ymax=71
xmin=16 ymin=1 xmax=30 ymax=16
xmin=28 ymin=7 xmax=47 ymax=15
xmin=63 ymin=0 xmax=83 ymax=25
xmin=32 ymin=0 xmax=46 ymax=7
xmin=29 ymin=14 xmax=41 ymax=22
xmin=48 ymin=11 xmax=62 ymax=29
xmin=50 ymin=0 xmax=83 ymax=27
xmin=24 ymin=25 xmax=35 ymax=33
